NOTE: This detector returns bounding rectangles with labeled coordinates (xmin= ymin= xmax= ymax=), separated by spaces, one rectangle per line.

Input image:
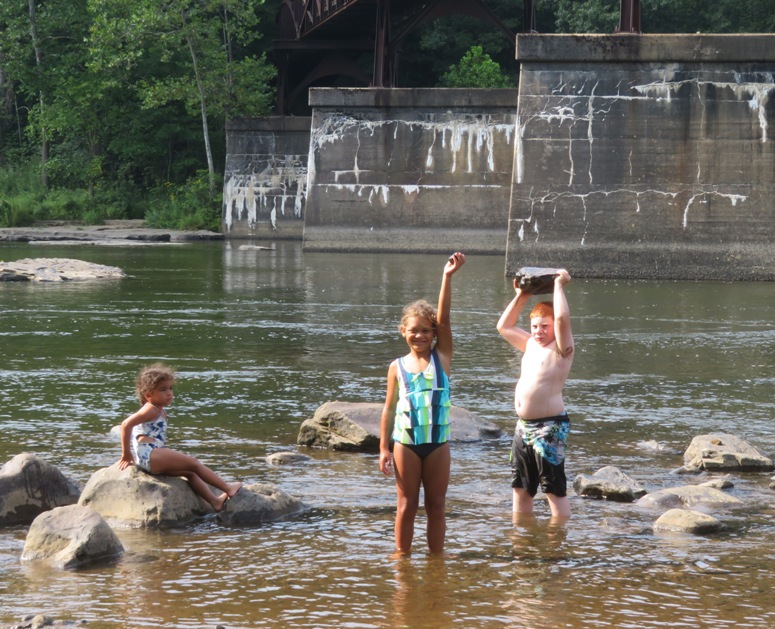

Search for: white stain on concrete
xmin=309 ymin=112 xmax=514 ymax=206
xmin=223 ymin=154 xmax=307 ymax=231
xmin=633 ymin=73 xmax=775 ymax=142
xmin=515 ymin=187 xmax=747 ymax=244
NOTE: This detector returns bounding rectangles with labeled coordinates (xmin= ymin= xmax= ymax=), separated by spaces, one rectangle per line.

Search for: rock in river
xmin=298 ymin=401 xmax=503 ymax=452
xmin=21 ymin=504 xmax=124 ymax=569
xmin=0 ymin=453 xmax=81 ymax=526
xmin=0 ymin=257 xmax=126 ymax=282
xmin=682 ymin=433 xmax=773 ymax=472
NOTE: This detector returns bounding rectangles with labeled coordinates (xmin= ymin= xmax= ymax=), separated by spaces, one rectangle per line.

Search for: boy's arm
xmin=553 ymin=269 xmax=574 ymax=358
xmin=379 ymin=361 xmax=399 ymax=475
xmin=497 ymin=280 xmax=532 ymax=352
xmin=434 ymin=252 xmax=465 ymax=371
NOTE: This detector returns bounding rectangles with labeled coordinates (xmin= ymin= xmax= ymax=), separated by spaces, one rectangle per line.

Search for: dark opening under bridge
xmin=275 ymin=1 xmax=643 ymax=114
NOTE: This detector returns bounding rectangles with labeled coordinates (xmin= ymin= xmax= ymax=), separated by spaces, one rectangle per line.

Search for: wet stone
xmin=514 ymin=266 xmax=560 ymax=295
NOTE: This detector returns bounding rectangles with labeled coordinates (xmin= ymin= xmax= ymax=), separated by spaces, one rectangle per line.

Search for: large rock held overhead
xmin=514 ymin=267 xmax=560 ymax=295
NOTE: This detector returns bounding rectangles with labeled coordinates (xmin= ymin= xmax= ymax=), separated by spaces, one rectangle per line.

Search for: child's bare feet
xmin=214 ymin=483 xmax=243 ymax=512
xmin=214 ymin=492 xmax=229 ymax=513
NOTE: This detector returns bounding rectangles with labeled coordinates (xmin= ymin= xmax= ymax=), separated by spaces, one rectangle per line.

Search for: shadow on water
xmin=1 ymin=241 xmax=774 ymax=627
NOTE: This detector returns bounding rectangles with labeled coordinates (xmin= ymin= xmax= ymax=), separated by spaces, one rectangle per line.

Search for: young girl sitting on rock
xmin=118 ymin=363 xmax=242 ymax=512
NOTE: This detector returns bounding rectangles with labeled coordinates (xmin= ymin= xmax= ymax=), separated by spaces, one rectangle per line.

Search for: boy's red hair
xmin=530 ymin=301 xmax=554 ymax=319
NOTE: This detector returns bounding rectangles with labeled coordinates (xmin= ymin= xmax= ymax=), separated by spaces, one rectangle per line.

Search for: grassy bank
xmin=0 ymin=164 xmax=222 ymax=232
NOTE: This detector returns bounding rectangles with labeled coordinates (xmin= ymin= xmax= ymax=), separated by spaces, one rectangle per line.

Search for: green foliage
xmin=144 ymin=171 xmax=222 ymax=231
xmin=643 ymin=0 xmax=775 ymax=33
xmin=0 ymin=163 xmax=43 ymax=198
xmin=549 ymin=0 xmax=620 ymax=33
xmin=398 ymin=4 xmax=519 ymax=88
xmin=1 ymin=0 xmax=773 ymax=232
xmin=0 ymin=197 xmax=36 ymax=228
xmin=440 ymin=46 xmax=513 ymax=88
xmin=544 ymin=0 xmax=775 ymax=34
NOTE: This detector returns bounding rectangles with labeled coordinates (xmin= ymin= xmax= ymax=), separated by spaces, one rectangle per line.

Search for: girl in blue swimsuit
xmin=379 ymin=252 xmax=466 ymax=556
xmin=118 ymin=363 xmax=242 ymax=513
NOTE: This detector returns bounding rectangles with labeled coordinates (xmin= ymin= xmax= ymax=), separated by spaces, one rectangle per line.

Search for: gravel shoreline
xmin=0 ymin=220 xmax=223 ymax=245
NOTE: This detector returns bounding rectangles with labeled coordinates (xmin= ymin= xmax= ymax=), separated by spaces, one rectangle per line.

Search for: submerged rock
xmin=0 ymin=257 xmax=126 ymax=282
xmin=573 ymin=466 xmax=647 ymax=502
xmin=21 ymin=504 xmax=123 ymax=569
xmin=653 ymin=508 xmax=723 ymax=535
xmin=297 ymin=401 xmax=503 ymax=452
xmin=218 ymin=482 xmax=307 ymax=526
xmin=699 ymin=474 xmax=734 ymax=490
xmin=637 ymin=484 xmax=742 ymax=510
xmin=266 ymin=452 xmax=312 ymax=465
xmin=682 ymin=433 xmax=773 ymax=472
xmin=0 ymin=453 xmax=81 ymax=526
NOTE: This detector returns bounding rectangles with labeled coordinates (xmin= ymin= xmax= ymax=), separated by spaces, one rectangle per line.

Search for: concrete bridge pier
xmin=507 ymin=34 xmax=775 ymax=280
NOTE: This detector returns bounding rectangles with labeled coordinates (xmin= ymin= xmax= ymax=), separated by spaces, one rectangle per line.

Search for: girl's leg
xmin=392 ymin=444 xmax=422 ymax=556
xmin=421 ymin=443 xmax=450 ymax=554
xmin=149 ymin=448 xmax=242 ymax=505
xmin=185 ymin=472 xmax=229 ymax=511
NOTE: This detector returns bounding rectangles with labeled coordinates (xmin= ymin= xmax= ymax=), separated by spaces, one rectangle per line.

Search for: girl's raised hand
xmin=445 ymin=251 xmax=466 ymax=274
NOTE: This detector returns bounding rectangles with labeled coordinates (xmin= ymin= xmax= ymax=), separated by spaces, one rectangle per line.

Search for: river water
xmin=1 ymin=241 xmax=774 ymax=629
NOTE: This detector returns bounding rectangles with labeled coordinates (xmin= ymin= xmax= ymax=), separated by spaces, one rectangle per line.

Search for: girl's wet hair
xmin=399 ymin=299 xmax=437 ymax=332
xmin=135 ymin=363 xmax=176 ymax=403
xmin=530 ymin=301 xmax=554 ymax=319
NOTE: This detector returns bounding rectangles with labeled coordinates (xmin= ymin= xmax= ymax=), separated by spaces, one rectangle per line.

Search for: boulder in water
xmin=297 ymin=401 xmax=503 ymax=452
xmin=21 ymin=504 xmax=124 ymax=569
xmin=0 ymin=453 xmax=81 ymax=525
xmin=682 ymin=433 xmax=773 ymax=472
xmin=653 ymin=508 xmax=724 ymax=535
xmin=636 ymin=484 xmax=742 ymax=510
xmin=0 ymin=257 xmax=126 ymax=282
xmin=573 ymin=465 xmax=647 ymax=502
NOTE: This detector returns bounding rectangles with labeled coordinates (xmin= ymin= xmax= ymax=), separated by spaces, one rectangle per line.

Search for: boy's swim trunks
xmin=510 ymin=414 xmax=570 ymax=497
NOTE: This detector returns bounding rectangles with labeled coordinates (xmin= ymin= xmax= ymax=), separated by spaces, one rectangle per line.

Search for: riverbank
xmin=0 ymin=220 xmax=223 ymax=245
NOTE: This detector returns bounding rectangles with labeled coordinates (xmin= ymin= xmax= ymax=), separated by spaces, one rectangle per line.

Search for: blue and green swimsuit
xmin=392 ymin=348 xmax=451 ymax=448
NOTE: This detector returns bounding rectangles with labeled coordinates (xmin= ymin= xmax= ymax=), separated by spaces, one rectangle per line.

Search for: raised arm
xmin=434 ymin=251 xmax=465 ymax=371
xmin=553 ymin=269 xmax=573 ymax=358
xmin=496 ymin=279 xmax=532 ymax=352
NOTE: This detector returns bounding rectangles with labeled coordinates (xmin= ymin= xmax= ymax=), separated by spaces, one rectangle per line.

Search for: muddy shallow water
xmin=1 ymin=241 xmax=774 ymax=628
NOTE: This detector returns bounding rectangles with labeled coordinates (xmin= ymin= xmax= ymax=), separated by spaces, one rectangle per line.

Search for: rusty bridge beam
xmin=618 ymin=0 xmax=641 ymax=33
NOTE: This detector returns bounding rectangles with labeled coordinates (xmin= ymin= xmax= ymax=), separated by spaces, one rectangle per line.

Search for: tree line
xmin=1 ymin=0 xmax=772 ymax=229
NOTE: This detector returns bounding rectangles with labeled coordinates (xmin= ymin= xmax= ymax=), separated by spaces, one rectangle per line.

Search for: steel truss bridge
xmin=275 ymin=0 xmax=642 ymax=113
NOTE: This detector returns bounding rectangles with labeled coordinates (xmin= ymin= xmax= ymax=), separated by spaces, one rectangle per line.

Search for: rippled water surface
xmin=1 ymin=241 xmax=774 ymax=628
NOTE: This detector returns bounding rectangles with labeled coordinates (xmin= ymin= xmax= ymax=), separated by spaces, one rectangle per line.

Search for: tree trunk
xmin=186 ymin=34 xmax=216 ymax=196
xmin=28 ymin=0 xmax=49 ymax=190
